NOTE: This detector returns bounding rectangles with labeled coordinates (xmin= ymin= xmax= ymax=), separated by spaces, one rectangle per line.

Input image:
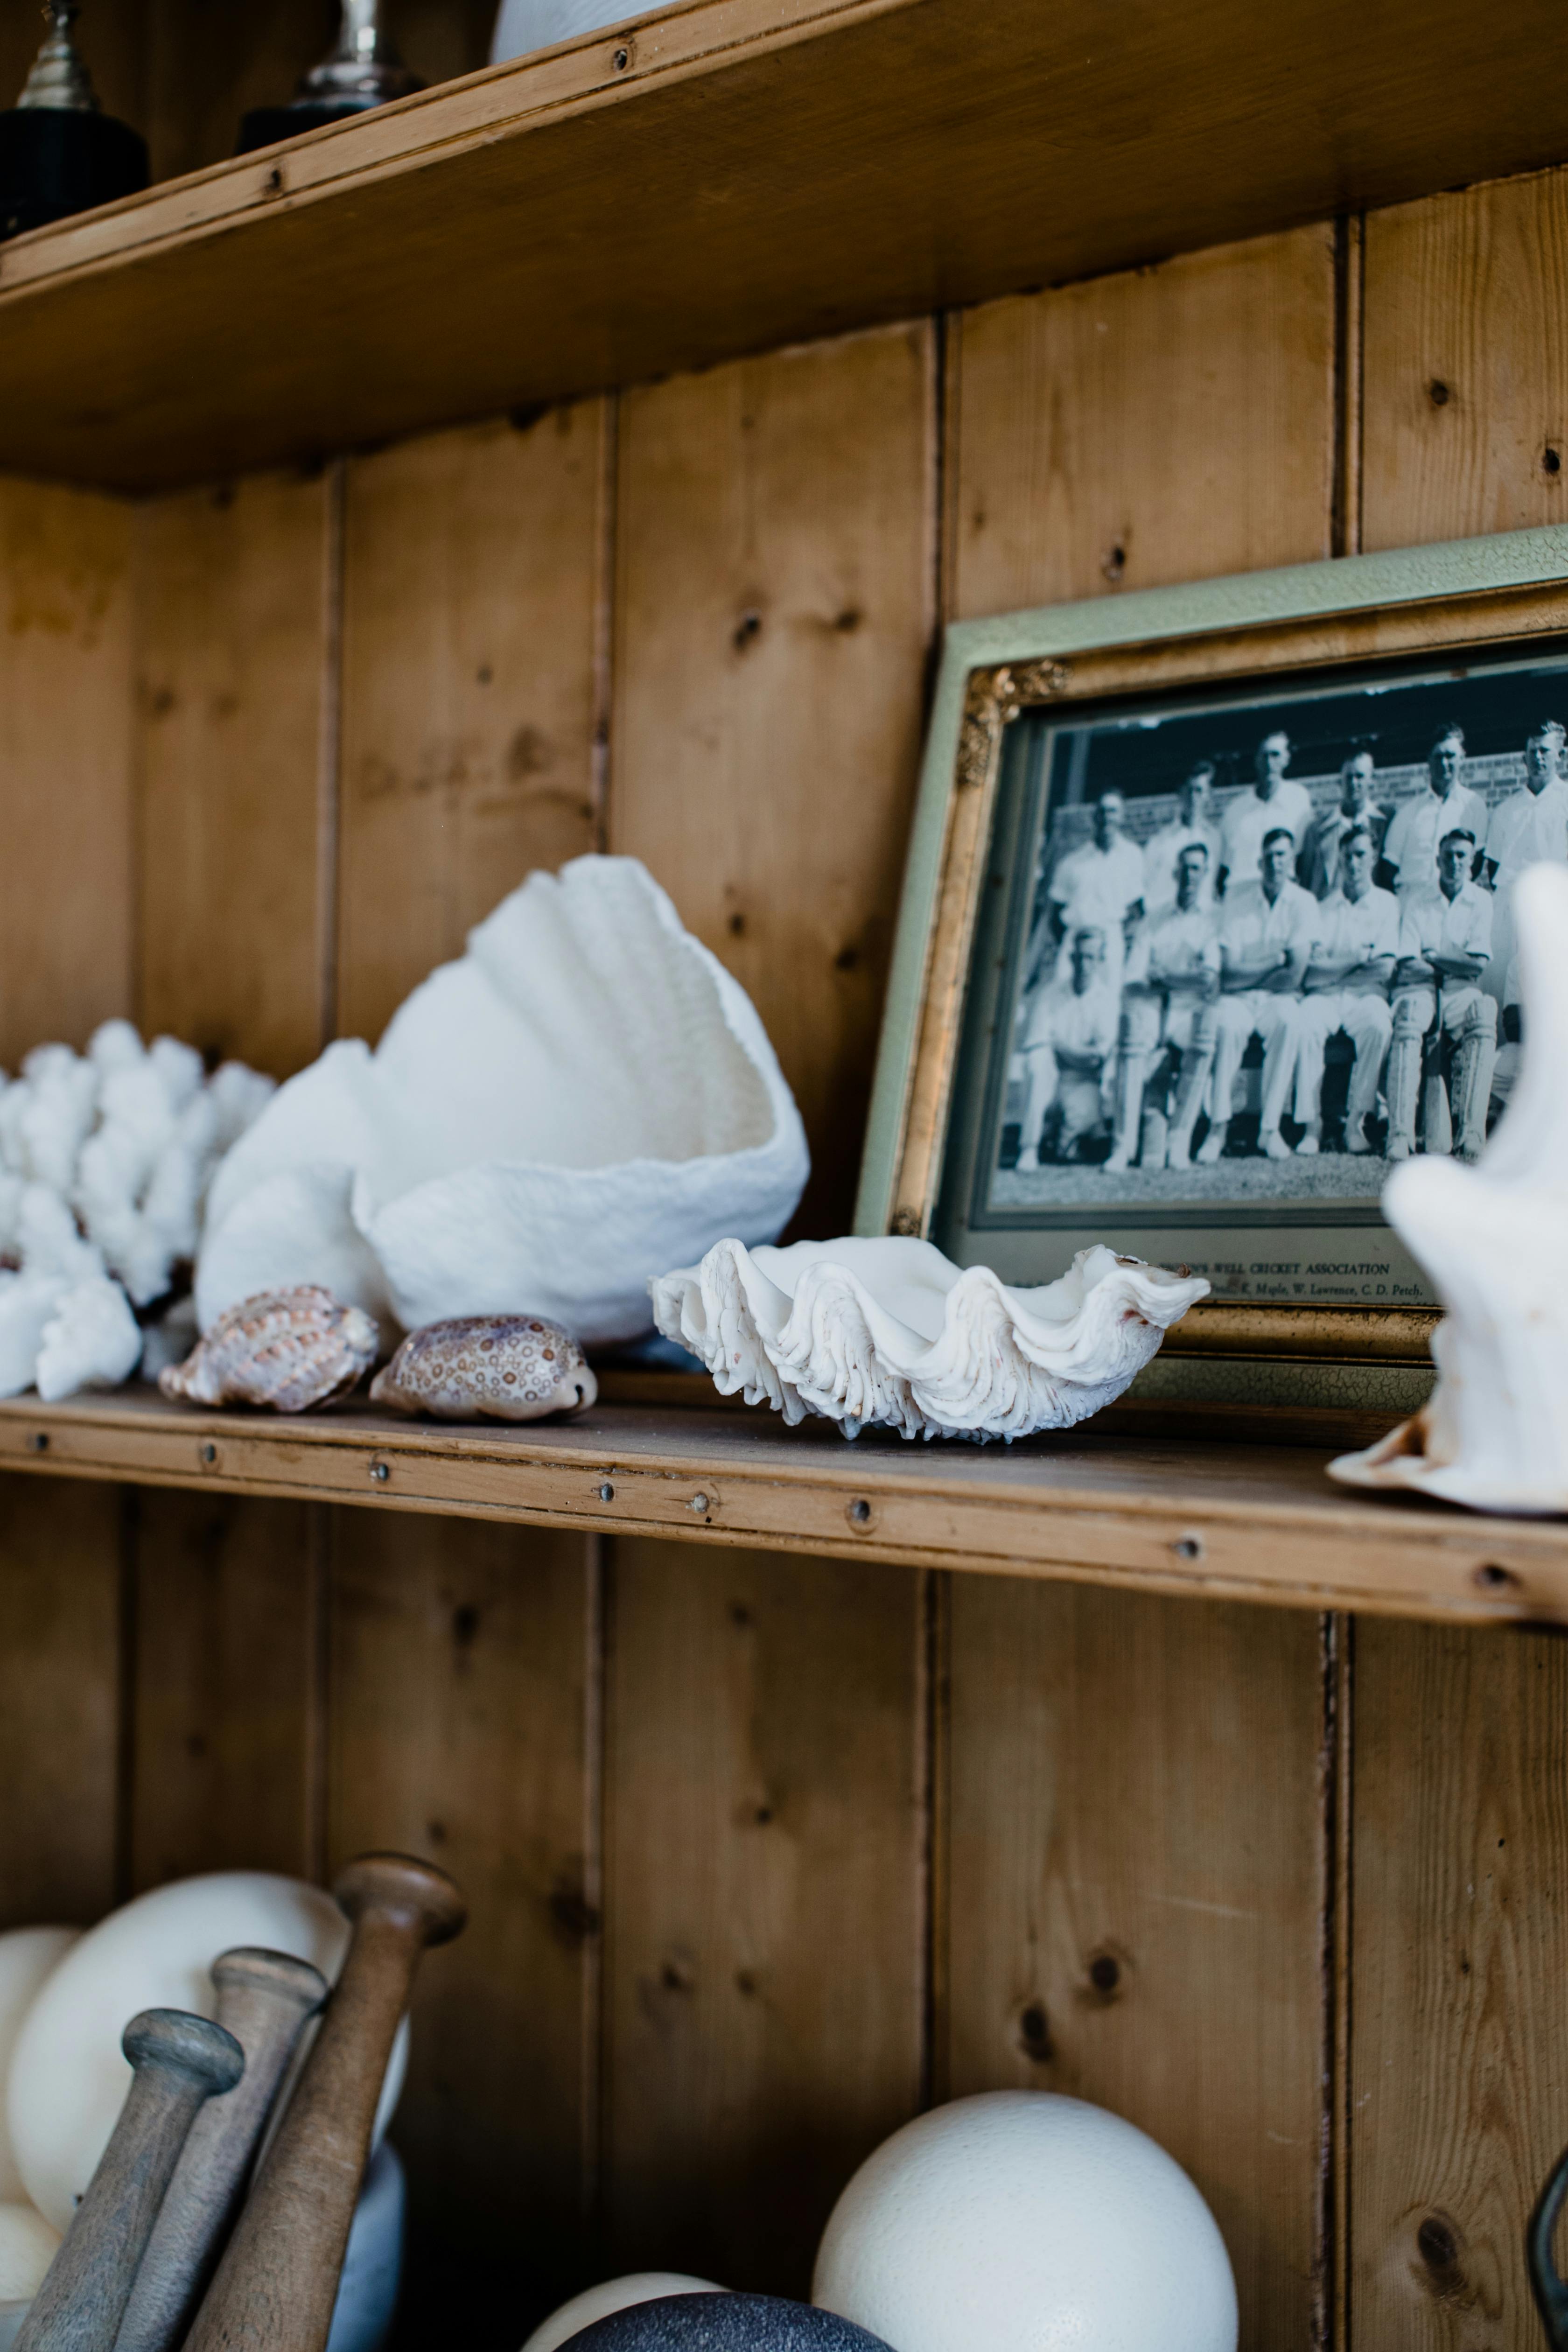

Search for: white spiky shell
xmin=369 ymin=1315 xmax=596 ymax=1421
xmin=193 ymin=857 xmax=810 ymax=1350
xmin=651 ymin=1237 xmax=1210 ymax=1442
xmin=1332 ymin=861 xmax=1568 ymax=1511
xmin=159 ymin=1285 xmax=378 ymax=1414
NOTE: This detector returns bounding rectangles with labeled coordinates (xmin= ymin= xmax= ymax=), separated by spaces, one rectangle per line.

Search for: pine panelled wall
xmin=2 ymin=158 xmax=1567 ymax=2351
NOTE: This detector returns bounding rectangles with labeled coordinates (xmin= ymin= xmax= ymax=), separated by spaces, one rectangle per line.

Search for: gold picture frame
xmin=854 ymin=526 xmax=1568 ymax=1416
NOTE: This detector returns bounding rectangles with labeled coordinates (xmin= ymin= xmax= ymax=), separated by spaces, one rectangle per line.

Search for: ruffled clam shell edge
xmin=651 ymin=1239 xmax=1211 ymax=1443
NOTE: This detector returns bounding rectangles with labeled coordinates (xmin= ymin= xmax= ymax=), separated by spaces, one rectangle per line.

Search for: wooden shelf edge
xmin=2 ymin=0 xmax=1568 ymax=489
xmin=0 ymin=1388 xmax=1561 ymax=1627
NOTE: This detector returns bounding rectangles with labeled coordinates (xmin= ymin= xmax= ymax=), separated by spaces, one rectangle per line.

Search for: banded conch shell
xmin=1331 ymin=861 xmax=1568 ymax=1512
xmin=651 ymin=1236 xmax=1210 ymax=1443
xmin=159 ymin=1285 xmax=378 ymax=1414
xmin=370 ymin=1315 xmax=596 ymax=1421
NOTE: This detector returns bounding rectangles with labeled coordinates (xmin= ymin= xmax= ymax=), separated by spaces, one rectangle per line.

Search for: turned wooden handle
xmin=15 ymin=2009 xmax=244 ymax=2352
xmin=112 ymin=1949 xmax=329 ymax=2352
xmin=185 ymin=1854 xmax=466 ymax=2352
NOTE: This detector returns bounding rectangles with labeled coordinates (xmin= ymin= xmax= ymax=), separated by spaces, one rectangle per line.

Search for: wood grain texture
xmin=0 ymin=1475 xmax=123 ymax=1928
xmin=943 ymin=1578 xmax=1324 ymax=2350
xmin=128 ymin=1492 xmax=320 ymax=1890
xmin=948 ymin=225 xmax=1337 ymax=618
xmin=602 ymin=1540 xmax=924 ymax=2294
xmin=1349 ymin=1620 xmax=1568 ymax=2352
xmin=0 ymin=476 xmax=134 ymax=1070
xmin=136 ymin=470 xmax=330 ymax=1076
xmin=326 ymin=1512 xmax=595 ymax=2344
xmin=336 ymin=406 xmax=606 ymax=1044
xmin=612 ymin=324 xmax=935 ymax=1235
xmin=1363 ymin=169 xmax=1568 ymax=552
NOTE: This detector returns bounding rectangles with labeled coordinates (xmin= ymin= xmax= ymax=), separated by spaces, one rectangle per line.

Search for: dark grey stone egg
xmin=560 ymin=2294 xmax=894 ymax=2350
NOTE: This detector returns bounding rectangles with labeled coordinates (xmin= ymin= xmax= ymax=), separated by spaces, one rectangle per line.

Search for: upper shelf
xmin=3 ymin=0 xmax=1568 ymax=492
xmin=0 ymin=1384 xmax=1562 ymax=1626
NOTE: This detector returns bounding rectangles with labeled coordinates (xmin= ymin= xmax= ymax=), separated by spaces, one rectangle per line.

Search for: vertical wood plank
xmin=949 ymin=224 xmax=1337 ymax=618
xmin=336 ymin=406 xmax=607 ymax=1045
xmin=137 ymin=470 xmax=330 ymax=1075
xmin=0 ymin=476 xmax=134 ymax=1070
xmin=0 ymin=1476 xmax=124 ymax=1929
xmin=611 ymin=323 xmax=936 ymax=1238
xmin=603 ymin=1541 xmax=924 ymax=2296
xmin=1349 ymin=1621 xmax=1568 ymax=2352
xmin=128 ymin=1492 xmax=319 ymax=1891
xmin=1363 ymin=168 xmax=1568 ymax=551
xmin=944 ymin=1580 xmax=1323 ymax=2352
xmin=328 ymin=1510 xmax=594 ymax=2348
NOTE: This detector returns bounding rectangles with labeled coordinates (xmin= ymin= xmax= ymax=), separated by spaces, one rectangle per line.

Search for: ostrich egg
xmin=0 ymin=2203 xmax=59 ymax=2301
xmin=7 ymin=1873 xmax=409 ymax=2234
xmin=812 ymin=2091 xmax=1238 ymax=2352
xmin=0 ymin=1930 xmax=78 ymax=2200
xmin=522 ymin=2275 xmax=724 ymax=2352
xmin=560 ymin=2296 xmax=891 ymax=2349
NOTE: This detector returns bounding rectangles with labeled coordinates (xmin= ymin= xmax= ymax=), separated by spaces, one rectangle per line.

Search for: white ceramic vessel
xmin=1331 ymin=861 xmax=1568 ymax=1512
xmin=521 ymin=2274 xmax=725 ymax=2352
xmin=812 ymin=2090 xmax=1237 ymax=2352
xmin=490 ymin=0 xmax=659 ymax=65
xmin=652 ymin=1235 xmax=1209 ymax=1441
xmin=0 ymin=1930 xmax=78 ymax=2201
xmin=7 ymin=1874 xmax=407 ymax=2234
xmin=198 ymin=858 xmax=809 ymax=1349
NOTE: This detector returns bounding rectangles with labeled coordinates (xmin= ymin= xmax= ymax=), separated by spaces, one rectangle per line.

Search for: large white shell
xmin=651 ymin=1236 xmax=1210 ymax=1442
xmin=197 ymin=858 xmax=809 ymax=1349
xmin=1332 ymin=861 xmax=1568 ymax=1512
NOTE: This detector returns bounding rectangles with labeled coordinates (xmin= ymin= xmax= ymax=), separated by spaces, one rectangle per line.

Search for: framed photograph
xmin=856 ymin=525 xmax=1568 ymax=1402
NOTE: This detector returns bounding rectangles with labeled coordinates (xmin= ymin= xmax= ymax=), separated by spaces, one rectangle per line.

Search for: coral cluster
xmin=0 ymin=1023 xmax=273 ymax=1401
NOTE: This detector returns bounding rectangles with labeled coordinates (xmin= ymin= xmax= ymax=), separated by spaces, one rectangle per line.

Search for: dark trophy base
xmin=0 ymin=108 xmax=148 ymax=240
xmin=236 ymin=98 xmax=387 ymax=154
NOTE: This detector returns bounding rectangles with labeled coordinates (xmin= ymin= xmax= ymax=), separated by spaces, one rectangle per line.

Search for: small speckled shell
xmin=370 ymin=1314 xmax=596 ymax=1422
xmin=159 ymin=1285 xmax=379 ymax=1414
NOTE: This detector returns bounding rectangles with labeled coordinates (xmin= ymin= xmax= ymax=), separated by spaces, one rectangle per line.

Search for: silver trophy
xmin=238 ymin=0 xmax=423 ymax=147
xmin=16 ymin=3 xmax=98 ymax=113
xmin=296 ymin=0 xmax=423 ymax=108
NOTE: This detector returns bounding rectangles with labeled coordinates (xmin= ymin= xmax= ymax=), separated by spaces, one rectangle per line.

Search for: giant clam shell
xmin=370 ymin=1315 xmax=596 ymax=1421
xmin=195 ymin=857 xmax=809 ymax=1349
xmin=1332 ymin=861 xmax=1568 ymax=1512
xmin=652 ymin=1237 xmax=1210 ymax=1443
xmin=159 ymin=1285 xmax=378 ymax=1414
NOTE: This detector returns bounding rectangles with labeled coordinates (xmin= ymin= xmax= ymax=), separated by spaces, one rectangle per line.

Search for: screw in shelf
xmin=848 ymin=1498 xmax=872 ymax=1527
xmin=599 ymin=1482 xmax=615 ymax=1503
xmin=691 ymin=1493 xmax=710 ymax=1514
xmin=27 ymin=1431 xmax=49 ymax=1454
xmin=199 ymin=1442 xmax=217 ymax=1467
xmin=369 ymin=1460 xmax=390 ymax=1484
xmin=1172 ymin=1534 xmax=1204 ymax=1561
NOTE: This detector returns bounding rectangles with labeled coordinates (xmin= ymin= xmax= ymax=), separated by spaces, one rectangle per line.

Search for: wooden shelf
xmin=3 ymin=0 xmax=1567 ymax=490
xmin=1 ymin=1384 xmax=1562 ymax=1625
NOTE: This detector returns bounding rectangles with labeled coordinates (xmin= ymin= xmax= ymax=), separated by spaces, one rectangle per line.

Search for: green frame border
xmin=854 ymin=522 xmax=1568 ymax=1236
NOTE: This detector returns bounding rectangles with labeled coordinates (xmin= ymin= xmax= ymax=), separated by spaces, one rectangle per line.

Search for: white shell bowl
xmin=197 ymin=858 xmax=809 ymax=1350
xmin=652 ymin=1236 xmax=1210 ymax=1442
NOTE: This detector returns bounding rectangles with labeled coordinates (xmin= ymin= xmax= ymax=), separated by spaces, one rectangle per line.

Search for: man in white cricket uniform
xmin=1198 ymin=827 xmax=1319 ymax=1162
xmin=1106 ymin=840 xmax=1221 ymax=1172
xmin=1218 ymin=729 xmax=1314 ymax=897
xmin=1290 ymin=826 xmax=1399 ymax=1155
xmin=1017 ymin=927 xmax=1120 ymax=1169
xmin=1043 ymin=791 xmax=1145 ymax=986
xmin=1141 ymin=763 xmax=1222 ymax=917
xmin=1386 ymin=827 xmax=1496 ymax=1162
xmin=1300 ymin=750 xmax=1393 ymax=901
xmin=1382 ymin=723 xmax=1487 ymax=896
xmin=1481 ymin=718 xmax=1568 ymax=1008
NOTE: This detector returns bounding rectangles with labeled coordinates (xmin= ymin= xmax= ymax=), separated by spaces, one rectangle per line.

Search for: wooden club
xmin=184 ymin=1854 xmax=466 ymax=2352
xmin=14 ymin=2009 xmax=244 ymax=2352
xmin=113 ymin=1948 xmax=329 ymax=2352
